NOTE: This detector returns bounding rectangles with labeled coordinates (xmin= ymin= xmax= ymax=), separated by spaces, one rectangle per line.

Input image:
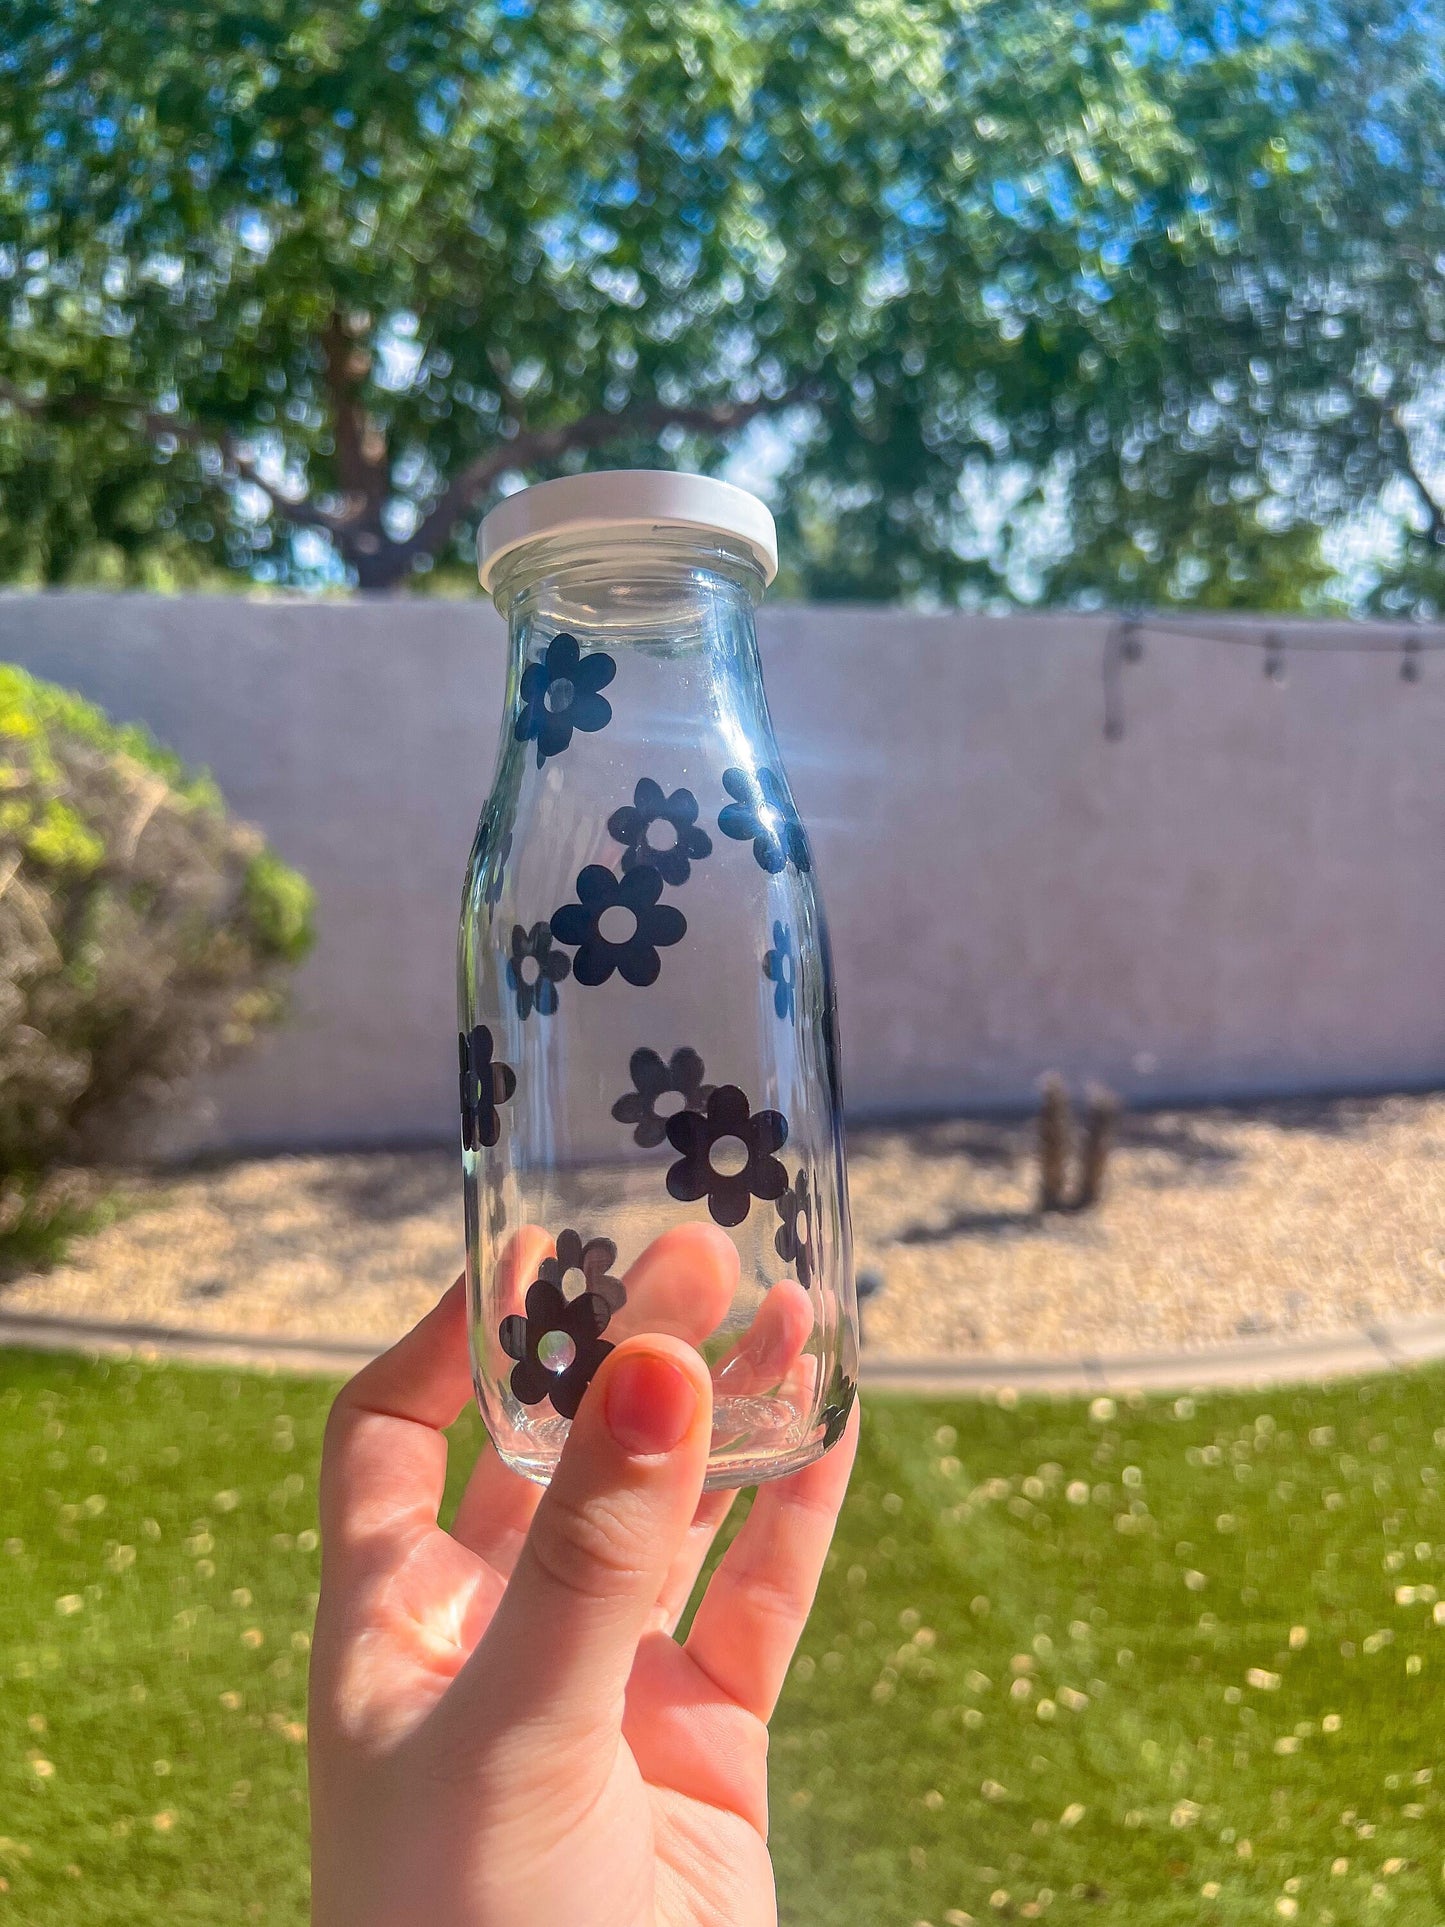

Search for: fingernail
xmin=605 ymin=1351 xmax=698 ymax=1456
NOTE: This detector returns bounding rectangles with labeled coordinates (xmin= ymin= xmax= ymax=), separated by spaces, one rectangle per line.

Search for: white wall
xmin=2 ymin=593 xmax=1441 ymax=1149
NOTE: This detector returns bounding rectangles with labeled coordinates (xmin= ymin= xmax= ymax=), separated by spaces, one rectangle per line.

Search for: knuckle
xmin=320 ymin=1390 xmax=360 ymax=1470
xmin=736 ymin=1564 xmax=805 ymax=1635
xmin=740 ymin=1713 xmax=770 ymax=1778
xmin=320 ymin=1394 xmax=348 ymax=1457
xmin=529 ymin=1489 xmax=651 ymax=1605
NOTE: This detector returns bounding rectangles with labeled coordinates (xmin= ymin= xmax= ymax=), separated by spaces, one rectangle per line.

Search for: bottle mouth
xmin=488 ymin=526 xmax=768 ymax=633
xmin=478 ymin=470 xmax=778 ymax=593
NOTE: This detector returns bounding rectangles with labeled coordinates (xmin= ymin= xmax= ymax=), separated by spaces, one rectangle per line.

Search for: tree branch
xmin=0 ymin=375 xmax=348 ymax=538
xmin=1392 ymin=408 xmax=1445 ymax=548
xmin=399 ymin=385 xmax=820 ymax=570
xmin=0 ymin=372 xmax=820 ymax=586
xmin=320 ymin=313 xmax=388 ymax=523
xmin=1363 ymin=393 xmax=1445 ymax=549
xmin=221 ymin=437 xmax=349 ymax=538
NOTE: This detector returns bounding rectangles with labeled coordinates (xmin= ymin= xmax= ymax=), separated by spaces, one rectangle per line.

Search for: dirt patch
xmin=4 ymin=1093 xmax=1444 ymax=1358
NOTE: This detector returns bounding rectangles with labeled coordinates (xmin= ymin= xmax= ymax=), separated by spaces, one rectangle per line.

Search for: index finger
xmin=319 ymin=1277 xmax=473 ymax=1571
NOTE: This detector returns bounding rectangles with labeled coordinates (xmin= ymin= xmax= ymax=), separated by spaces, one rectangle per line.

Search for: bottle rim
xmin=477 ymin=469 xmax=778 ymax=593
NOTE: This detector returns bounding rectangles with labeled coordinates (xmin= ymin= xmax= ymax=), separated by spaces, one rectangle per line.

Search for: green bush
xmin=0 ymin=664 xmax=314 ymax=1257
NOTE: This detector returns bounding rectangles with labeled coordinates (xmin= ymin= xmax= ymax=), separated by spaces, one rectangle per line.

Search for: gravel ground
xmin=4 ymin=1092 xmax=1444 ymax=1358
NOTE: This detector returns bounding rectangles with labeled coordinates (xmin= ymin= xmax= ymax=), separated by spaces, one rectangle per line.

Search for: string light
xmin=1102 ymin=613 xmax=1444 ymax=739
xmin=1102 ymin=616 xmax=1141 ymax=741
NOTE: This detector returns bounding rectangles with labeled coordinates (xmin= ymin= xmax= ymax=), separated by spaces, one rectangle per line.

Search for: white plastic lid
xmin=477 ymin=469 xmax=778 ymax=591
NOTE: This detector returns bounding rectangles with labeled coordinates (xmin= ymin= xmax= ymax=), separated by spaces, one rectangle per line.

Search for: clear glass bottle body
xmin=459 ymin=527 xmax=857 ymax=1489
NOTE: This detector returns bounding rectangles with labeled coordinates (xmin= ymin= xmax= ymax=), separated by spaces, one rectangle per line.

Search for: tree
xmin=1 ymin=0 xmax=1442 ymax=609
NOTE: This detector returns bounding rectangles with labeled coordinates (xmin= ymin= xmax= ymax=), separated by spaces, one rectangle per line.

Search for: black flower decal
xmin=482 ymin=828 xmax=512 ymax=908
xmin=611 ymin=1046 xmax=713 ymax=1149
xmin=536 ymin=1229 xmax=626 ymax=1316
xmin=774 ymin=1168 xmax=816 ymax=1289
xmin=507 ymin=921 xmax=570 ymax=1019
xmin=499 ymin=1279 xmax=614 ymax=1420
xmin=514 ymin=631 xmax=617 ymax=767
xmin=819 ymin=1379 xmax=857 ymax=1450
xmin=665 ymin=1084 xmax=789 ymax=1228
xmin=762 ymin=919 xmax=797 ymax=1022
xmin=550 ymin=863 xmax=687 ymax=987
xmin=458 ymin=1025 xmax=516 ymax=1151
xmin=718 ymin=765 xmax=811 ymax=875
xmin=608 ymin=778 xmax=712 ymax=886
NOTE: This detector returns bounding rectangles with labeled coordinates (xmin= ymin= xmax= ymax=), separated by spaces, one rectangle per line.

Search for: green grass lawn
xmin=4 ymin=1349 xmax=1445 ymax=1925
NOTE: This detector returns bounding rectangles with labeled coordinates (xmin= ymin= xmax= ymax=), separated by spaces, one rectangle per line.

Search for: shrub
xmin=0 ymin=664 xmax=314 ymax=1253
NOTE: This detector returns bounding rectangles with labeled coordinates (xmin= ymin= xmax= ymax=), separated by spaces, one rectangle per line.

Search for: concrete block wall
xmin=2 ymin=595 xmax=1440 ymax=1149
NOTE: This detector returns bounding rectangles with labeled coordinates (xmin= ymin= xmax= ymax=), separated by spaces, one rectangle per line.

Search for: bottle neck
xmin=490 ymin=526 xmax=766 ymax=651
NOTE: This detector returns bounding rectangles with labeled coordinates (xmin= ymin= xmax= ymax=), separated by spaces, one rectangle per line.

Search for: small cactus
xmin=1037 ymin=1074 xmax=1073 ymax=1212
xmin=1074 ymin=1083 xmax=1120 ymax=1209
xmin=1036 ymin=1074 xmax=1120 ymax=1212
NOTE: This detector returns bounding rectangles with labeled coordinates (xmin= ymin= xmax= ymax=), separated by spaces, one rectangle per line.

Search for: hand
xmin=308 ymin=1227 xmax=859 ymax=1927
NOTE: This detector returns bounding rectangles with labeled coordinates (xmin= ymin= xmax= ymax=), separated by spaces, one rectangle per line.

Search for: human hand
xmin=308 ymin=1226 xmax=859 ymax=1927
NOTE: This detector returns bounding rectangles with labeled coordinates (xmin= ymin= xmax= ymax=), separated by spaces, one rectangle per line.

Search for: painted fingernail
xmin=604 ymin=1351 xmax=698 ymax=1456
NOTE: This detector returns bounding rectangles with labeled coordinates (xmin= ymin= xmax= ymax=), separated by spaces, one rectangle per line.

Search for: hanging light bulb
xmin=1103 ymin=615 xmax=1143 ymax=741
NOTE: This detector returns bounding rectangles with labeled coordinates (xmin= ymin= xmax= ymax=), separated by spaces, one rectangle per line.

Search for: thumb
xmin=449 ymin=1336 xmax=712 ymax=1749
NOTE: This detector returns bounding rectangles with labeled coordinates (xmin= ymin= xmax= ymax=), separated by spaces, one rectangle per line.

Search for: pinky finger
xmin=684 ymin=1403 xmax=859 ymax=1720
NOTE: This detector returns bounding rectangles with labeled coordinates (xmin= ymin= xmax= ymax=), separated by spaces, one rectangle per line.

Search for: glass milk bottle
xmin=460 ymin=472 xmax=857 ymax=1489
